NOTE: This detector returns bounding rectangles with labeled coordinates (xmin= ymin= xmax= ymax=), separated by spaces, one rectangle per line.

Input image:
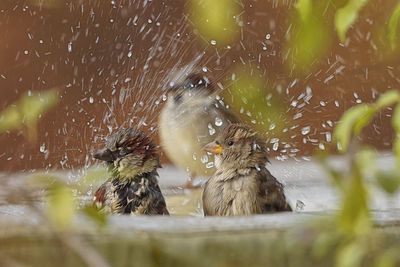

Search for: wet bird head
xmin=204 ymin=124 xmax=269 ymax=169
xmin=94 ymin=128 xmax=160 ymax=179
xmin=164 ymin=73 xmax=214 ymax=105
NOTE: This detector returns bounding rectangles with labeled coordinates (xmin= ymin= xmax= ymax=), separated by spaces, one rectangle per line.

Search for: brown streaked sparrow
xmin=202 ymin=123 xmax=292 ymax=216
xmin=93 ymin=128 xmax=169 ymax=215
xmin=158 ymin=73 xmax=238 ymax=185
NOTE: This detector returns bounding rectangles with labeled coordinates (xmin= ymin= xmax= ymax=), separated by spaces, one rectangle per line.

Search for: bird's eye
xmin=228 ymin=141 xmax=234 ymax=146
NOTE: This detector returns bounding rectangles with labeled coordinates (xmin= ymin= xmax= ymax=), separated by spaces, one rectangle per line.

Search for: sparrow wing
xmin=114 ymin=173 xmax=169 ymax=215
xmin=93 ymin=178 xmax=112 ymax=211
xmin=202 ymin=178 xmax=215 ymax=216
xmin=257 ymin=168 xmax=292 ymax=212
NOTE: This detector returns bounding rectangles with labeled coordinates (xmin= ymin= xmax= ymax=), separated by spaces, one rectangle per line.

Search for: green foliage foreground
xmin=315 ymin=89 xmax=400 ymax=267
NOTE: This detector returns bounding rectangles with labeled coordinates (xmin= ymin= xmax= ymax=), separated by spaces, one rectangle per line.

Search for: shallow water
xmin=0 ymin=155 xmax=399 ymax=222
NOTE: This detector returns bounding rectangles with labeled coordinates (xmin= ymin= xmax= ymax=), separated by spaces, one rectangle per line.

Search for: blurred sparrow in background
xmin=159 ymin=73 xmax=238 ymax=186
xmin=93 ymin=128 xmax=169 ymax=215
xmin=202 ymin=124 xmax=292 ymax=216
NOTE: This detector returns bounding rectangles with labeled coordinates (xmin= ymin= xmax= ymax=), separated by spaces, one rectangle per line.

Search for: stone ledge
xmin=1 ymin=212 xmax=400 ymax=267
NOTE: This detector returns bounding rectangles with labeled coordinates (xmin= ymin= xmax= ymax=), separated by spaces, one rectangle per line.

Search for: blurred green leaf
xmin=334 ymin=104 xmax=369 ymax=152
xmin=353 ymin=90 xmax=399 ymax=135
xmin=375 ymin=90 xmax=400 ymax=108
xmin=0 ymin=88 xmax=59 ymax=141
xmin=284 ymin=3 xmax=331 ymax=75
xmin=353 ymin=106 xmax=375 ymax=135
xmin=376 ymin=170 xmax=400 ymax=194
xmin=46 ymin=184 xmax=75 ymax=230
xmin=355 ymin=147 xmax=376 ymax=173
xmin=0 ymin=105 xmax=22 ymax=132
xmin=335 ymin=0 xmax=369 ymax=42
xmin=223 ymin=67 xmax=288 ymax=138
xmin=81 ymin=166 xmax=108 ymax=187
xmin=388 ymin=2 xmax=400 ymax=50
xmin=393 ymin=104 xmax=400 ymax=164
xmin=335 ymin=242 xmax=366 ymax=267
xmin=332 ymin=0 xmax=350 ymax=8
xmin=375 ymin=248 xmax=399 ymax=267
xmin=82 ymin=205 xmax=108 ymax=227
xmin=189 ymin=0 xmax=240 ymax=46
xmin=394 ymin=137 xmax=400 ymax=165
xmin=29 ymin=173 xmax=64 ymax=189
xmin=296 ymin=0 xmax=312 ymax=22
xmin=392 ymin=103 xmax=400 ymax=133
xmin=335 ymin=90 xmax=400 ymax=152
xmin=312 ymin=231 xmax=342 ymax=260
xmin=338 ymin=170 xmax=370 ymax=234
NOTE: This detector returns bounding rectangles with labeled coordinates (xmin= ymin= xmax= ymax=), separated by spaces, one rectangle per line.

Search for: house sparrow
xmin=159 ymin=73 xmax=238 ymax=185
xmin=93 ymin=128 xmax=169 ymax=215
xmin=202 ymin=124 xmax=292 ymax=216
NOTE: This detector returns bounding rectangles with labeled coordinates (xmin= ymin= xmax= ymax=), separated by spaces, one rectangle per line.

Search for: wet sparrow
xmin=159 ymin=73 xmax=238 ymax=185
xmin=202 ymin=124 xmax=292 ymax=216
xmin=93 ymin=128 xmax=169 ymax=215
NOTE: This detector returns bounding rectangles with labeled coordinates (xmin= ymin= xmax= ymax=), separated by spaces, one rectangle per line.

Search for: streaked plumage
xmin=93 ymin=128 xmax=169 ymax=215
xmin=202 ymin=124 xmax=292 ymax=216
xmin=159 ymin=73 xmax=238 ymax=180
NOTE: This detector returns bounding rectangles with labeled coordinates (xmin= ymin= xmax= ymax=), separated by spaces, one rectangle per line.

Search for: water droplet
xmin=89 ymin=97 xmax=94 ymax=103
xmin=192 ymin=153 xmax=197 ymax=160
xmin=325 ymin=132 xmax=332 ymax=142
xmin=296 ymin=200 xmax=305 ymax=211
xmin=293 ymin=113 xmax=302 ymax=120
xmin=210 ymin=40 xmax=217 ymax=45
xmin=67 ymin=42 xmax=72 ymax=53
xmin=272 ymin=142 xmax=279 ymax=151
xmin=40 ymin=144 xmax=45 ymax=152
xmin=208 ymin=123 xmax=216 ymax=135
xmin=209 ymin=128 xmax=216 ymax=136
xmin=265 ymin=34 xmax=271 ymax=39
xmin=215 ymin=117 xmax=223 ymax=127
xmin=301 ymin=126 xmax=310 ymax=135
xmin=206 ymin=162 xmax=214 ymax=168
xmin=127 ymin=51 xmax=132 ymax=57
xmin=201 ymin=155 xmax=208 ymax=163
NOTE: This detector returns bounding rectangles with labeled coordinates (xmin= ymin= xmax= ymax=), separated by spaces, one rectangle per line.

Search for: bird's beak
xmin=93 ymin=148 xmax=114 ymax=162
xmin=203 ymin=141 xmax=223 ymax=155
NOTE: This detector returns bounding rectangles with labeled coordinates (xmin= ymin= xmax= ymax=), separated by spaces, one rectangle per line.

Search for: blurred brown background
xmin=0 ymin=0 xmax=399 ymax=171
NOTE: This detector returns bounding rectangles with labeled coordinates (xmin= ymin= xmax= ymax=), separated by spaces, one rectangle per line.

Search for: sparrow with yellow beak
xmin=202 ymin=124 xmax=292 ymax=216
xmin=93 ymin=128 xmax=169 ymax=215
xmin=158 ymin=73 xmax=238 ymax=186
